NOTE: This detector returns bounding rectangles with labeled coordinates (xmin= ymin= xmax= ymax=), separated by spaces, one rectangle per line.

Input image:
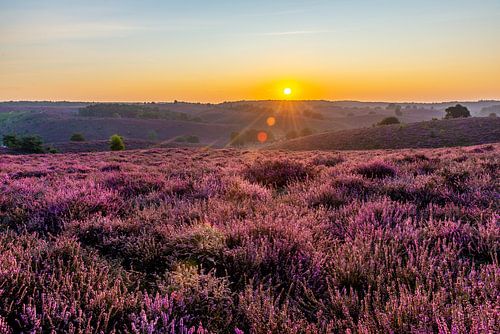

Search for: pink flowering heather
xmin=0 ymin=144 xmax=498 ymax=333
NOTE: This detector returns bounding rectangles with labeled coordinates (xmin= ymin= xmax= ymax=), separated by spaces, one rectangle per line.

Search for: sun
xmin=283 ymin=87 xmax=292 ymax=96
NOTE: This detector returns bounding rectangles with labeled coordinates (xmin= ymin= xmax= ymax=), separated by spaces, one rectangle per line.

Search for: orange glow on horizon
xmin=2 ymin=70 xmax=499 ymax=103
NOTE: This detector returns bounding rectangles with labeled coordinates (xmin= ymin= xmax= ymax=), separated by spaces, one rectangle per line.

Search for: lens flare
xmin=266 ymin=116 xmax=276 ymax=126
xmin=257 ymin=131 xmax=268 ymax=143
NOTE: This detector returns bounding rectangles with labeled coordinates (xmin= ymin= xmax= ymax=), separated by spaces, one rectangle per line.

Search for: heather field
xmin=0 ymin=145 xmax=498 ymax=333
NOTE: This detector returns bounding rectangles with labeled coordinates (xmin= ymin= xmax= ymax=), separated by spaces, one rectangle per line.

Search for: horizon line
xmin=1 ymin=98 xmax=499 ymax=105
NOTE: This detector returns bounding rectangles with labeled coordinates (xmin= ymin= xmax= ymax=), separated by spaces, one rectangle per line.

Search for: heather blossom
xmin=0 ymin=144 xmax=498 ymax=333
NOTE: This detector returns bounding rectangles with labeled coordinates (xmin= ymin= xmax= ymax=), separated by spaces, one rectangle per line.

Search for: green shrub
xmin=3 ymin=134 xmax=45 ymax=153
xmin=2 ymin=134 xmax=18 ymax=148
xmin=70 ymin=133 xmax=85 ymax=142
xmin=109 ymin=134 xmax=125 ymax=151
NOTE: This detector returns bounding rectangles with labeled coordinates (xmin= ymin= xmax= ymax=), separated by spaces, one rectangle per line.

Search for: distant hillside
xmin=49 ymin=139 xmax=202 ymax=153
xmin=479 ymin=105 xmax=500 ymax=116
xmin=1 ymin=100 xmax=499 ymax=149
xmin=267 ymin=117 xmax=500 ymax=151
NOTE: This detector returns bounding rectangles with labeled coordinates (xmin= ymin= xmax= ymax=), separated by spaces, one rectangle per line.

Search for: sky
xmin=1 ymin=0 xmax=499 ymax=102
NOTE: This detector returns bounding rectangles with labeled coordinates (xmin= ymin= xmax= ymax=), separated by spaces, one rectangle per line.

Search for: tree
xmin=444 ymin=104 xmax=471 ymax=119
xmin=110 ymin=134 xmax=125 ymax=151
xmin=18 ymin=136 xmax=45 ymax=153
xmin=3 ymin=134 xmax=44 ymax=153
xmin=489 ymin=112 xmax=497 ymax=118
xmin=2 ymin=134 xmax=18 ymax=148
xmin=377 ymin=117 xmax=400 ymax=126
xmin=70 ymin=133 xmax=85 ymax=142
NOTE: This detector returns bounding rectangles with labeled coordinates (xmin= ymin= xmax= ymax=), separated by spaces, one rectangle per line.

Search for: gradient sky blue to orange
xmin=1 ymin=0 xmax=499 ymax=102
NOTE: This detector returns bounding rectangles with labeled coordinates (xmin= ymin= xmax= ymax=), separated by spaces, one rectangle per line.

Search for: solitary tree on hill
xmin=444 ymin=104 xmax=471 ymax=119
xmin=110 ymin=134 xmax=125 ymax=151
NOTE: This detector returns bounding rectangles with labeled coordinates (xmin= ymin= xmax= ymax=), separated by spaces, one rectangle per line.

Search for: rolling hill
xmin=1 ymin=100 xmax=498 ymax=151
xmin=267 ymin=117 xmax=500 ymax=151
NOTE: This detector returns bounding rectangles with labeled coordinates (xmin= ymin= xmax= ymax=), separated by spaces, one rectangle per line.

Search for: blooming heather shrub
xmin=168 ymin=224 xmax=226 ymax=270
xmin=128 ymin=293 xmax=209 ymax=334
xmin=331 ymin=174 xmax=373 ymax=197
xmin=101 ymin=172 xmax=167 ymax=197
xmin=100 ymin=164 xmax=121 ymax=172
xmin=10 ymin=170 xmax=49 ymax=179
xmin=237 ymin=284 xmax=321 ymax=333
xmin=440 ymin=166 xmax=470 ymax=192
xmin=160 ymin=264 xmax=235 ymax=331
xmin=355 ymin=160 xmax=397 ymax=179
xmin=0 ymin=233 xmax=136 ymax=333
xmin=312 ymin=154 xmax=344 ymax=167
xmin=0 ymin=316 xmax=11 ymax=334
xmin=307 ymin=183 xmax=348 ymax=209
xmin=0 ymin=144 xmax=498 ymax=333
xmin=225 ymin=177 xmax=271 ymax=202
xmin=398 ymin=153 xmax=430 ymax=163
xmin=243 ymin=159 xmax=313 ymax=188
xmin=0 ymin=178 xmax=124 ymax=234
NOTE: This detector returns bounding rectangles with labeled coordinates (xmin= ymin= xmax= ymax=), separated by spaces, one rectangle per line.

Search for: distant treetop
xmin=444 ymin=104 xmax=471 ymax=119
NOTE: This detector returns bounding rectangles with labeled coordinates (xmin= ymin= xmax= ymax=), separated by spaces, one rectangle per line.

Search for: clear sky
xmin=1 ymin=0 xmax=499 ymax=102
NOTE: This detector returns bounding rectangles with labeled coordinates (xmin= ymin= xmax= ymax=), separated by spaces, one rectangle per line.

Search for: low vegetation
xmin=79 ymin=103 xmax=202 ymax=122
xmin=2 ymin=134 xmax=45 ymax=153
xmin=109 ymin=134 xmax=125 ymax=151
xmin=268 ymin=117 xmax=500 ymax=151
xmin=0 ymin=145 xmax=497 ymax=333
xmin=377 ymin=116 xmax=400 ymax=126
xmin=70 ymin=133 xmax=86 ymax=142
xmin=175 ymin=135 xmax=200 ymax=143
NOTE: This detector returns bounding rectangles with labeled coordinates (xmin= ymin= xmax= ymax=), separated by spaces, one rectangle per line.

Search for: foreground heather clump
xmin=0 ymin=145 xmax=498 ymax=333
xmin=243 ymin=159 xmax=313 ymax=188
